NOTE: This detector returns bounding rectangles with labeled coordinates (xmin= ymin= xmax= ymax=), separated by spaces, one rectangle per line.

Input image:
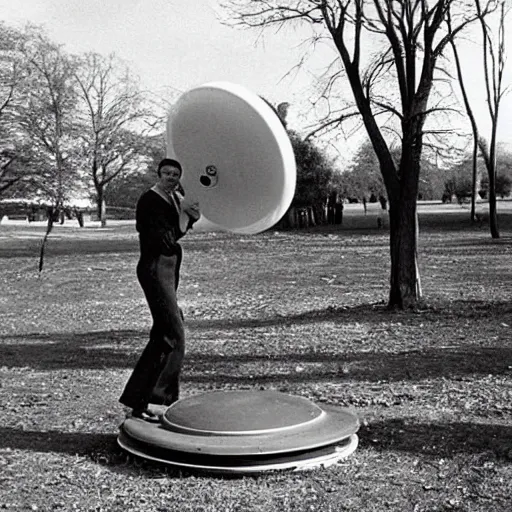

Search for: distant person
xmin=327 ymin=191 xmax=338 ymax=224
xmin=119 ymin=158 xmax=200 ymax=422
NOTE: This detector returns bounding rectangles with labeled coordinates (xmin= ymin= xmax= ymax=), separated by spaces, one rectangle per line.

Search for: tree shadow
xmin=0 ymin=426 xmax=184 ymax=477
xmin=1 ymin=300 xmax=510 ymax=382
xmin=186 ymin=303 xmax=392 ymax=331
xmin=436 ymin=236 xmax=512 ymax=248
xmin=183 ymin=345 xmax=512 ymax=384
xmin=1 ymin=334 xmax=511 ymax=385
xmin=0 ymin=330 xmax=146 ymax=370
xmin=359 ymin=418 xmax=512 ymax=459
xmin=0 ymin=304 xmax=401 ymax=372
xmin=0 ymin=238 xmax=138 ymax=259
xmin=2 ymin=418 xmax=509 ymax=471
xmin=0 ymin=426 xmax=117 ymax=455
xmin=418 ymin=212 xmax=512 ymax=232
xmin=186 ymin=299 xmax=512 ymax=331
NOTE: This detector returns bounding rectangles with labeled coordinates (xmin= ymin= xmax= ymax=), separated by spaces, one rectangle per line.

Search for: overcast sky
xmin=0 ymin=0 xmax=510 ymax=162
xmin=0 ymin=1 xmax=317 ymax=104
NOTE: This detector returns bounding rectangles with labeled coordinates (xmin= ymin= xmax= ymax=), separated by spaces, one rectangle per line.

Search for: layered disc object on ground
xmin=118 ymin=390 xmax=359 ymax=474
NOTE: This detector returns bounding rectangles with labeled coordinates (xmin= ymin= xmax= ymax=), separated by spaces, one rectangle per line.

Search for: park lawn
xmin=0 ymin=213 xmax=511 ymax=511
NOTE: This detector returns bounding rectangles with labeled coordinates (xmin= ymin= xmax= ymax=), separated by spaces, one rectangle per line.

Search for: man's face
xmin=158 ymin=165 xmax=181 ymax=192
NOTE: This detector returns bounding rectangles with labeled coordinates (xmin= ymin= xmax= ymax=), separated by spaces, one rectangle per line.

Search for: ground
xmin=0 ymin=202 xmax=511 ymax=511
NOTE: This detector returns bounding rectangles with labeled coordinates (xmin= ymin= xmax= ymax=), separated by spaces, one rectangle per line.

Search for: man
xmin=119 ymin=158 xmax=200 ymax=421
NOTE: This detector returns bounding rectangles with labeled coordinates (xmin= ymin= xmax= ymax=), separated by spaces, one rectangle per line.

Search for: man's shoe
xmin=131 ymin=407 xmax=161 ymax=423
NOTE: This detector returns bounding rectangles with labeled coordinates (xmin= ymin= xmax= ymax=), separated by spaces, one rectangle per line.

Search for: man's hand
xmin=182 ymin=199 xmax=200 ymax=221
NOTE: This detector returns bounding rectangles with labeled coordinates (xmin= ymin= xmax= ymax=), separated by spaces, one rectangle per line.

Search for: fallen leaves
xmin=0 ymin=225 xmax=512 ymax=510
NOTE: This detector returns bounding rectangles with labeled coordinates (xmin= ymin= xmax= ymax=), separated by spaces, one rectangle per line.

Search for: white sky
xmin=0 ymin=0 xmax=511 ymax=165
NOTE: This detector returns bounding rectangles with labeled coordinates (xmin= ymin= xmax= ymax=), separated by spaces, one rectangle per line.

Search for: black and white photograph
xmin=0 ymin=1 xmax=511 ymax=511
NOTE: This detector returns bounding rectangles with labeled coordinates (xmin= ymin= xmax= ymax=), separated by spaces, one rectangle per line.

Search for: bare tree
xmin=20 ymin=29 xmax=81 ymax=206
xmin=476 ymin=0 xmax=508 ymax=238
xmin=0 ymin=23 xmax=31 ymax=195
xmin=222 ymin=0 xmax=490 ymax=308
xmin=449 ymin=0 xmax=508 ymax=237
xmin=449 ymin=29 xmax=481 ymax=223
xmin=0 ymin=148 xmax=21 ymax=194
xmin=74 ymin=53 xmax=157 ymax=226
xmin=104 ymin=132 xmax=167 ymax=209
xmin=18 ymin=27 xmax=81 ymax=270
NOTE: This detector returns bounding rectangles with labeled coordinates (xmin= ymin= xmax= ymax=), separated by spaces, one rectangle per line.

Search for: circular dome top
xmin=167 ymin=82 xmax=296 ymax=234
xmin=121 ymin=390 xmax=359 ymax=456
xmin=161 ymin=390 xmax=323 ymax=436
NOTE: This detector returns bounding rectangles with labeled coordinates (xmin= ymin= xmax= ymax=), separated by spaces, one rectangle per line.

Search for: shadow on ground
xmin=1 ymin=330 xmax=511 ymax=382
xmin=0 ymin=329 xmax=146 ymax=370
xmin=0 ymin=237 xmax=139 ymax=259
xmin=0 ymin=427 xmax=117 ymax=456
xmin=183 ymin=344 xmax=512 ymax=384
xmin=184 ymin=300 xmax=512 ymax=331
xmin=1 ymin=419 xmax=510 ymax=464
xmin=0 ymin=426 xmax=185 ymax=477
xmin=360 ymin=418 xmax=512 ymax=460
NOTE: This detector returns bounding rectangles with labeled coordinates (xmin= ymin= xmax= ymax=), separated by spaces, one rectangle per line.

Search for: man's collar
xmin=151 ymin=184 xmax=179 ymax=211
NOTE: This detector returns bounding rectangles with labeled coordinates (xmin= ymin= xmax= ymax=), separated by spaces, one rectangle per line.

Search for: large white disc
xmin=167 ymin=82 xmax=296 ymax=234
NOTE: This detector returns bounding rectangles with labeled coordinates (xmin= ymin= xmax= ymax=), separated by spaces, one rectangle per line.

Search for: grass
xmin=0 ymin=205 xmax=511 ymax=511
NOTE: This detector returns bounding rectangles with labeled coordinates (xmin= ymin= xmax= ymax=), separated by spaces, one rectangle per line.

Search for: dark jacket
xmin=136 ymin=188 xmax=184 ymax=258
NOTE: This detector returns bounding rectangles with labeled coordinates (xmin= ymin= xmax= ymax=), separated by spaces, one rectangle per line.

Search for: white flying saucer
xmin=166 ymin=82 xmax=296 ymax=234
xmin=118 ymin=390 xmax=359 ymax=474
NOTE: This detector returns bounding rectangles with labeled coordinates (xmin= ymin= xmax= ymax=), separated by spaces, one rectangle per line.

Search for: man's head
xmin=157 ymin=158 xmax=182 ymax=192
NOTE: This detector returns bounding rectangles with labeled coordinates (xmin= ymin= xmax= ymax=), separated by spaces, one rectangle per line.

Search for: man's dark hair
xmin=157 ymin=158 xmax=182 ymax=177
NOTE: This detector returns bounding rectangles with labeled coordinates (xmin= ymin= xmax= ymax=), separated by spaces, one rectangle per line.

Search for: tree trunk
xmin=388 ymin=199 xmax=421 ymax=308
xmin=387 ymin=130 xmax=423 ymax=309
xmin=307 ymin=206 xmax=316 ymax=227
xmin=288 ymin=208 xmax=297 ymax=228
xmin=39 ymin=210 xmax=55 ymax=272
xmin=479 ymin=140 xmax=500 ymax=238
xmin=488 ymin=137 xmax=500 ymax=239
xmin=315 ymin=202 xmax=327 ymax=225
xmin=96 ymin=185 xmax=107 ymax=227
xmin=488 ymin=175 xmax=499 ymax=238
xmin=100 ymin=199 xmax=107 ymax=227
xmin=470 ymin=139 xmax=478 ymax=223
xmin=74 ymin=208 xmax=84 ymax=228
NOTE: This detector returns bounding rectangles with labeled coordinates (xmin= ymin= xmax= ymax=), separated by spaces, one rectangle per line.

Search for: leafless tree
xmin=0 ymin=23 xmax=31 ymax=195
xmin=19 ymin=29 xmax=81 ymax=205
xmin=18 ymin=27 xmax=81 ymax=270
xmin=450 ymin=0 xmax=508 ymax=238
xmin=222 ymin=0 xmax=492 ymax=308
xmin=74 ymin=52 xmax=157 ymax=226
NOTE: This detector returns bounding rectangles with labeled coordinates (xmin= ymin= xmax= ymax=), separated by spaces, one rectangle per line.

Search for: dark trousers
xmin=119 ymin=249 xmax=184 ymax=410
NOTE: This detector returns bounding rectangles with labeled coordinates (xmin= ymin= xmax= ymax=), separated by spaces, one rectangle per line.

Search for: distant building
xmin=0 ymin=197 xmax=94 ymax=224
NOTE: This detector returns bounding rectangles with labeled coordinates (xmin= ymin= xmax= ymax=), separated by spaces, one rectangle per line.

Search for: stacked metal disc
xmin=118 ymin=390 xmax=359 ymax=474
